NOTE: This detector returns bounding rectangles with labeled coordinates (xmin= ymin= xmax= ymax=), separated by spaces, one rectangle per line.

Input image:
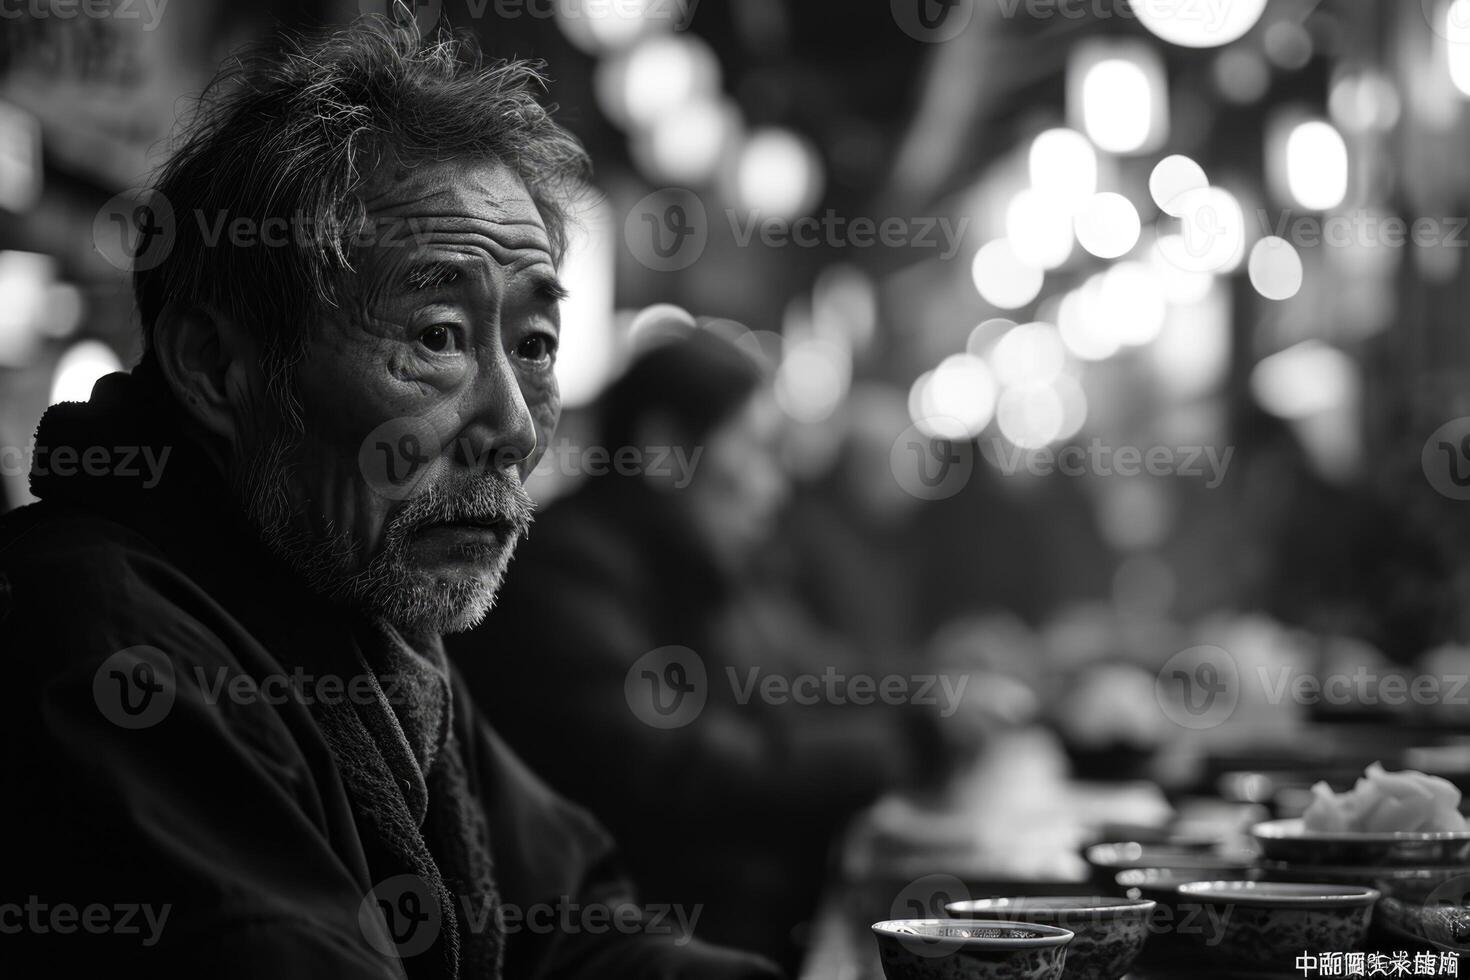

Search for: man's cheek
xmin=524 ymin=384 xmax=561 ymax=476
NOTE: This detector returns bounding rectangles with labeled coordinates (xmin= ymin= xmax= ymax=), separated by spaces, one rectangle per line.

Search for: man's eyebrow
xmin=529 ymin=270 xmax=570 ymax=303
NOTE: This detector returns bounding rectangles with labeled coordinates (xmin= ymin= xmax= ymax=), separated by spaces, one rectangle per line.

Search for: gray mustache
xmin=395 ymin=474 xmax=536 ymax=536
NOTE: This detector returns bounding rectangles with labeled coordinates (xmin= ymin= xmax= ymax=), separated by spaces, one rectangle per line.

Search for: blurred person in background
xmin=780 ymin=383 xmax=929 ymax=664
xmin=450 ymin=329 xmax=951 ymax=970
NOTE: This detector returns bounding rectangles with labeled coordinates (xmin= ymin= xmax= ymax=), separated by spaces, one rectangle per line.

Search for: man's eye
xmin=418 ymin=324 xmax=459 ymax=354
xmin=517 ymin=333 xmax=557 ymax=362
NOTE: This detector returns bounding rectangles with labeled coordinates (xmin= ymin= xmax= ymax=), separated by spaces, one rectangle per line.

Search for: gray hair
xmin=135 ymin=16 xmax=589 ymax=371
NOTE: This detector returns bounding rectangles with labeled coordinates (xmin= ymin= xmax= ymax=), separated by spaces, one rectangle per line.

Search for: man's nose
xmin=453 ymin=352 xmax=537 ymax=475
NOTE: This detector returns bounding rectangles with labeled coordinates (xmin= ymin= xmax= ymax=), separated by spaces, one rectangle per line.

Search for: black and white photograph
xmin=2 ymin=1 xmax=1470 ymax=977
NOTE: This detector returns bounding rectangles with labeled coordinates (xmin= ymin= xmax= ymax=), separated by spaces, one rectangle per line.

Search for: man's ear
xmin=151 ymin=304 xmax=261 ymax=448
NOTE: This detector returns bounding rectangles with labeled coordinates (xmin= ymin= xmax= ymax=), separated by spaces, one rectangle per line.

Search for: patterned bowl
xmin=1252 ymin=818 xmax=1470 ymax=867
xmin=871 ymin=919 xmax=1074 ymax=980
xmin=1257 ymin=859 xmax=1469 ymax=903
xmin=1113 ymin=868 xmax=1260 ymax=969
xmin=1082 ymin=842 xmax=1256 ymax=891
xmin=944 ymin=897 xmax=1154 ymax=980
xmin=1174 ymin=881 xmax=1380 ymax=970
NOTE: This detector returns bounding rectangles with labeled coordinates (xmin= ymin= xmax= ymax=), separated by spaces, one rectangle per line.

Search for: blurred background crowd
xmin=6 ymin=0 xmax=1470 ymax=973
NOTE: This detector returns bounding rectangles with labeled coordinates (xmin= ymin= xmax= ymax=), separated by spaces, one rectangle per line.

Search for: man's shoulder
xmin=0 ymin=500 xmax=233 ymax=677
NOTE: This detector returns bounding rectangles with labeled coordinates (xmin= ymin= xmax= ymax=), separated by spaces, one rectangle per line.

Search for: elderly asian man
xmin=0 ymin=19 xmax=779 ymax=980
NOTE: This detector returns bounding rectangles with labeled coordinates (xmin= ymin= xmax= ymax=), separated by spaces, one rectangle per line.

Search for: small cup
xmin=871 ymin=919 xmax=1073 ymax=980
xmin=945 ymin=897 xmax=1154 ymax=980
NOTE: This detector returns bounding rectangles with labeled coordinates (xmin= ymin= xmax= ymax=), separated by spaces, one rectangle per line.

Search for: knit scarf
xmin=312 ymin=621 xmax=504 ymax=980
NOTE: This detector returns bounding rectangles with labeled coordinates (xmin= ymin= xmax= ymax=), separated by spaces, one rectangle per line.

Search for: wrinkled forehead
xmin=350 ymin=157 xmax=554 ymax=282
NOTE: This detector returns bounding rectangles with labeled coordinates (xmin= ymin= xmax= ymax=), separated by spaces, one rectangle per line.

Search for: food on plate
xmin=1302 ymin=762 xmax=1469 ymax=833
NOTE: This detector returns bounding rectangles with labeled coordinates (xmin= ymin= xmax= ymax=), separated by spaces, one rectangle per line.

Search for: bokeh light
xmin=50 ymin=340 xmax=120 ymax=405
xmin=595 ymin=34 xmax=720 ymax=131
xmin=1134 ymin=0 xmax=1268 ymax=48
xmin=1029 ymin=128 xmax=1098 ymax=208
xmin=1285 ymin=120 xmax=1349 ymax=211
xmin=971 ymin=240 xmax=1045 ymax=310
xmin=1252 ymin=341 xmax=1358 ymax=419
xmin=1248 ymin=236 xmax=1305 ymax=301
xmin=1074 ymin=192 xmax=1142 ymax=259
xmin=989 ymin=322 xmax=1067 ymax=387
xmin=1149 ymin=155 xmax=1209 ymax=216
xmin=734 ymin=128 xmax=825 ymax=220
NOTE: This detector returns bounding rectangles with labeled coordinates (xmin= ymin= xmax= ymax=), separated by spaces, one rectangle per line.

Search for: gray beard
xmin=234 ymin=422 xmax=534 ymax=637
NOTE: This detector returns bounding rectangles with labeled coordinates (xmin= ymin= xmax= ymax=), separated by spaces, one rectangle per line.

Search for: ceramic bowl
xmin=1174 ymin=881 xmax=1380 ymax=969
xmin=944 ymin=897 xmax=1153 ymax=980
xmin=871 ymin=919 xmax=1073 ymax=980
xmin=1082 ymin=842 xmax=1255 ymax=891
xmin=1252 ymin=818 xmax=1470 ymax=867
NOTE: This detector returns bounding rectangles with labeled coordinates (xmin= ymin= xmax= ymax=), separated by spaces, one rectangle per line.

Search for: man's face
xmin=238 ymin=157 xmax=563 ymax=636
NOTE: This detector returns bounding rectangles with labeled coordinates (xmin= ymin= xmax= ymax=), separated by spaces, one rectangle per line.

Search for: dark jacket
xmin=0 ymin=368 xmax=779 ymax=980
xmin=450 ymin=475 xmax=937 ymax=967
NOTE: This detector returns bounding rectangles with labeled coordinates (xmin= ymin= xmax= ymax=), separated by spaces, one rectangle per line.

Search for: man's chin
xmin=388 ymin=561 xmax=506 ymax=636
